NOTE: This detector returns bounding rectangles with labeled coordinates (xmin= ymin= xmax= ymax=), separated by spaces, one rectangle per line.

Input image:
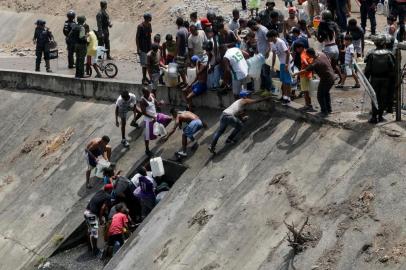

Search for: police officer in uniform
xmin=33 ymin=19 xmax=54 ymax=73
xmin=71 ymin=16 xmax=88 ymax=78
xmin=63 ymin=10 xmax=77 ymax=69
xmin=364 ymin=35 xmax=396 ymax=124
xmin=96 ymin=0 xmax=113 ymax=59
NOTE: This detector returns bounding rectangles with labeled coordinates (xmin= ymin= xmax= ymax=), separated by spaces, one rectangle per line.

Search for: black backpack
xmin=368 ymin=50 xmax=395 ymax=77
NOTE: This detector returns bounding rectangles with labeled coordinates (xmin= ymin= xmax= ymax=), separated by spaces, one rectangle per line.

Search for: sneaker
xmin=208 ymin=145 xmax=216 ymax=154
xmin=46 ymin=69 xmax=52 ymax=73
xmin=145 ymin=150 xmax=154 ymax=157
xmin=301 ymin=105 xmax=315 ymax=112
xmin=352 ymin=84 xmax=361 ymax=89
xmin=130 ymin=120 xmax=139 ymax=128
xmin=225 ymin=138 xmax=237 ymax=144
xmin=176 ymin=151 xmax=187 ymax=157
xmin=121 ymin=139 xmax=130 ymax=148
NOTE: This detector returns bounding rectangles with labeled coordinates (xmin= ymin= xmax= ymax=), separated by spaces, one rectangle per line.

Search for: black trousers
xmin=98 ymin=30 xmax=111 ymax=57
xmin=371 ymin=78 xmax=389 ymax=119
xmin=67 ymin=43 xmax=75 ymax=68
xmin=75 ymin=45 xmax=87 ymax=78
xmin=317 ymin=80 xmax=334 ymax=114
xmin=35 ymin=46 xmax=49 ymax=69
xmin=360 ymin=3 xmax=377 ymax=35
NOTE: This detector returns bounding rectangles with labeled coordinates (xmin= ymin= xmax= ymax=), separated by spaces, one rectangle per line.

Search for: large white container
xmin=310 ymin=79 xmax=320 ymax=92
xmin=247 ymin=53 xmax=265 ymax=79
xmin=150 ymin=157 xmax=165 ymax=177
xmin=163 ymin=68 xmax=178 ymax=87
xmin=95 ymin=158 xmax=110 ymax=178
xmin=187 ymin=67 xmax=197 ymax=83
xmin=168 ymin=63 xmax=178 ymax=78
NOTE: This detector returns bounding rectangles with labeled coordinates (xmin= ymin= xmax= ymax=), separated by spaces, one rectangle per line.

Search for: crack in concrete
xmin=0 ymin=232 xmax=40 ymax=256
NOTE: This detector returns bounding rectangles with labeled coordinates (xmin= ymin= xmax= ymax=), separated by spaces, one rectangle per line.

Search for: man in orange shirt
xmin=295 ymin=43 xmax=314 ymax=111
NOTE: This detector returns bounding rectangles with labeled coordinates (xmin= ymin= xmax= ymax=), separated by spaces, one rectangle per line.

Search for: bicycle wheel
xmin=104 ymin=63 xmax=118 ymax=78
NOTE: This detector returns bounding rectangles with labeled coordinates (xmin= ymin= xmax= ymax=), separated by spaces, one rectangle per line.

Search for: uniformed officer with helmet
xmin=63 ymin=10 xmax=77 ymax=69
xmin=97 ymin=0 xmax=113 ymax=59
xmin=364 ymin=35 xmax=396 ymax=124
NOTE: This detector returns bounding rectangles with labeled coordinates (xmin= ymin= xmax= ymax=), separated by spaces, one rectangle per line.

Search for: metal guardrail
xmin=354 ymin=62 xmax=379 ymax=110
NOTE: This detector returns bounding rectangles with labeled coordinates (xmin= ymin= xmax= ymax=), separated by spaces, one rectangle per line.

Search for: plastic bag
xmin=153 ymin=122 xmax=167 ymax=137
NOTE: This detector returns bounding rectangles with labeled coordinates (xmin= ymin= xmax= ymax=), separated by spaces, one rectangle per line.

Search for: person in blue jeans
xmin=163 ymin=109 xmax=206 ymax=157
xmin=208 ymin=91 xmax=271 ymax=154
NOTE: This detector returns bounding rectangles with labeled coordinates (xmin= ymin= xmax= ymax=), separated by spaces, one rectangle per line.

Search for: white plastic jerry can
xmin=150 ymin=157 xmax=165 ymax=177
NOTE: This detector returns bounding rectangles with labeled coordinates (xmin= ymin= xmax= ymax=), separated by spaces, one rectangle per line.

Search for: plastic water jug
xmin=187 ymin=67 xmax=197 ymax=83
xmin=310 ymin=79 xmax=320 ymax=92
xmin=168 ymin=63 xmax=178 ymax=78
xmin=247 ymin=54 xmax=265 ymax=78
xmin=163 ymin=68 xmax=178 ymax=87
xmin=153 ymin=122 xmax=167 ymax=137
xmin=150 ymin=157 xmax=165 ymax=177
xmin=95 ymin=158 xmax=110 ymax=178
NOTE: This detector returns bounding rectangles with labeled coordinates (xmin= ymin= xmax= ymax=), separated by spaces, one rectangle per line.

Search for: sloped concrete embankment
xmin=106 ymin=116 xmax=406 ymax=270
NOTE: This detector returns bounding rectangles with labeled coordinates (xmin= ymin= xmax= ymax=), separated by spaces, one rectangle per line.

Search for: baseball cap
xmin=200 ymin=18 xmax=212 ymax=27
xmin=191 ymin=55 xmax=200 ymax=63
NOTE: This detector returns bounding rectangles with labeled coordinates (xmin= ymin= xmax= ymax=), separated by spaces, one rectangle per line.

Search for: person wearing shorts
xmin=85 ymin=136 xmax=111 ymax=188
xmin=182 ymin=55 xmax=208 ymax=110
xmin=267 ymin=30 xmax=292 ymax=104
xmin=147 ymin=43 xmax=162 ymax=95
xmin=115 ymin=90 xmax=142 ymax=148
xmin=220 ymin=46 xmax=250 ymax=100
xmin=84 ymin=184 xmax=113 ymax=253
xmin=136 ymin=13 xmax=152 ymax=85
xmin=140 ymin=87 xmax=172 ymax=156
xmin=85 ymin=25 xmax=102 ymax=78
xmin=163 ymin=109 xmax=205 ymax=157
xmin=295 ymin=44 xmax=314 ymax=110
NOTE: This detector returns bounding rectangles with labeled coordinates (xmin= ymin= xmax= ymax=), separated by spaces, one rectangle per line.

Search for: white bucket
xmin=187 ymin=67 xmax=197 ymax=83
xmin=150 ymin=157 xmax=165 ymax=177
xmin=163 ymin=68 xmax=178 ymax=87
xmin=95 ymin=158 xmax=110 ymax=178
xmin=310 ymin=79 xmax=320 ymax=92
xmin=168 ymin=63 xmax=178 ymax=78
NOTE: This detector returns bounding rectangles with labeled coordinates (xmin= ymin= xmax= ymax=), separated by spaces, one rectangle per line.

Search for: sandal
xmin=335 ymin=84 xmax=344 ymax=88
xmin=352 ymin=84 xmax=361 ymax=89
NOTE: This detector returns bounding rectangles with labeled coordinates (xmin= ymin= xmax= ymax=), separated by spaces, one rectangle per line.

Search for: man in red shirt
xmin=108 ymin=203 xmax=129 ymax=254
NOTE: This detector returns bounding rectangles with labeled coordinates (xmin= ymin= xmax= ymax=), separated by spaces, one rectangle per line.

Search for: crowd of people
xmin=57 ymin=0 xmax=404 ymax=261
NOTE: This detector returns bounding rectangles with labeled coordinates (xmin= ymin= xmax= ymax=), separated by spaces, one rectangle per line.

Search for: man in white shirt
xmin=267 ymin=29 xmax=292 ymax=104
xmin=115 ymin=90 xmax=142 ymax=147
xmin=247 ymin=19 xmax=273 ymax=96
xmin=188 ymin=24 xmax=207 ymax=59
xmin=220 ymin=45 xmax=250 ymax=99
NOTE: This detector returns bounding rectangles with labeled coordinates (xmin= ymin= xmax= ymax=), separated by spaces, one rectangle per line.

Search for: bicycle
xmin=85 ymin=48 xmax=118 ymax=78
